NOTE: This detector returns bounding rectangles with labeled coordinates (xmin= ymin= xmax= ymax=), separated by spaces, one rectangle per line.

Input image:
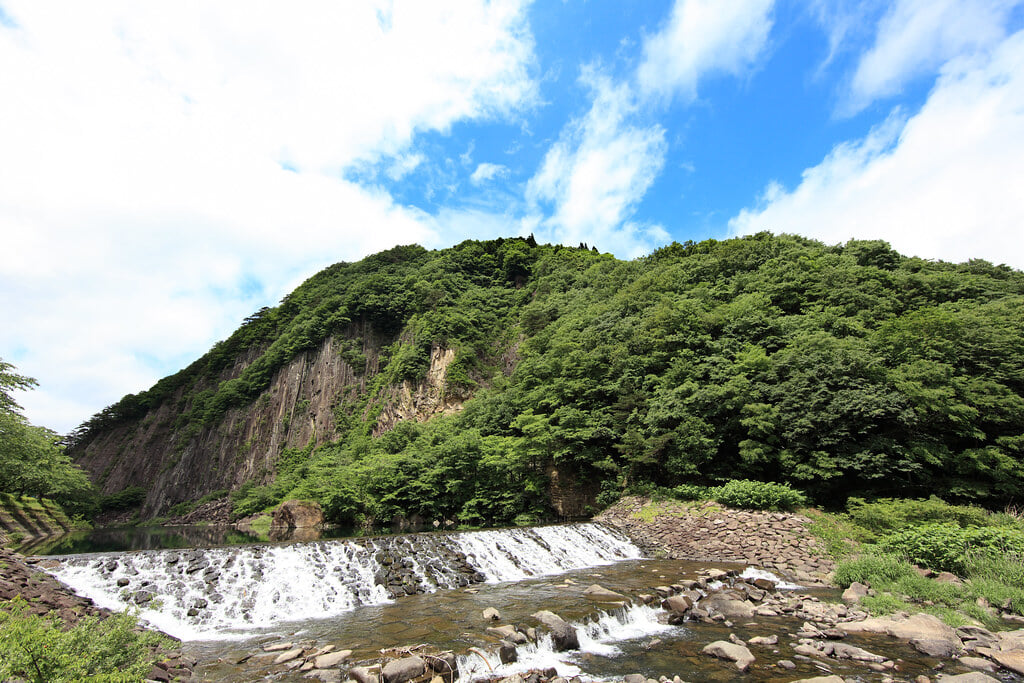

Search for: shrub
xmin=0 ymin=596 xmax=167 ymax=682
xmin=878 ymin=523 xmax=1024 ymax=575
xmin=833 ymin=551 xmax=917 ymax=587
xmin=846 ymin=496 xmax=992 ymax=534
xmin=99 ymin=486 xmax=146 ymax=512
xmin=711 ymin=479 xmax=807 ymax=511
xmin=670 ymin=484 xmax=714 ymax=501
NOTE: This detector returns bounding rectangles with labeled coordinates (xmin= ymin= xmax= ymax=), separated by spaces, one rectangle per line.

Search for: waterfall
xmin=46 ymin=523 xmax=641 ymax=640
xmin=456 ymin=603 xmax=681 ymax=681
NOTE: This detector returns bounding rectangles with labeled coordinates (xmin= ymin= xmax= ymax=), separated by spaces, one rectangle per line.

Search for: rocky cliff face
xmin=75 ymin=328 xmax=470 ymax=517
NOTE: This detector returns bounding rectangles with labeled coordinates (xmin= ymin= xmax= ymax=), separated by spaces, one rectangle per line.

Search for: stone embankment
xmin=596 ymin=496 xmax=835 ymax=584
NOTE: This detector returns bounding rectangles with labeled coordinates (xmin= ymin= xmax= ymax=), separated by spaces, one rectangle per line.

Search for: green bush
xmin=833 ymin=551 xmax=917 ymax=587
xmin=846 ymin=496 xmax=992 ymax=534
xmin=711 ymin=479 xmax=807 ymax=511
xmin=670 ymin=484 xmax=714 ymax=501
xmin=99 ymin=486 xmax=146 ymax=512
xmin=0 ymin=596 xmax=167 ymax=682
xmin=878 ymin=522 xmax=1024 ymax=575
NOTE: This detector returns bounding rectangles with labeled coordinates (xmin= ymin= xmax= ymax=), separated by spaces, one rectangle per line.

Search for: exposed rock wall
xmin=74 ymin=329 xmax=471 ymax=518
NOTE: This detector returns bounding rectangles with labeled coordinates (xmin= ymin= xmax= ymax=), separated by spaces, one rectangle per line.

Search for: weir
xmin=46 ymin=522 xmax=642 ymax=639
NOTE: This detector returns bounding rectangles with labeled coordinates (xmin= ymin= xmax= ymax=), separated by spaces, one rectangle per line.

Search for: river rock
xmin=662 ymin=594 xmax=693 ymax=614
xmin=531 ymin=610 xmax=579 ymax=651
xmin=349 ymin=666 xmax=379 ymax=683
xmin=790 ymin=677 xmax=844 ymax=683
xmin=939 ymin=674 xmax=1001 ymax=682
xmin=498 ymin=640 xmax=518 ymax=664
xmin=842 ymin=581 xmax=870 ymax=603
xmin=583 ymin=584 xmax=626 ymax=601
xmin=382 ymin=656 xmax=426 ymax=683
xmin=747 ymin=635 xmax=778 ymax=646
xmin=314 ymin=650 xmax=352 ymax=668
xmin=981 ymin=649 xmax=1024 ymax=675
xmin=701 ymin=641 xmax=754 ymax=671
xmin=483 ymin=607 xmax=501 ymax=621
xmin=272 ymin=500 xmax=324 ymax=529
xmin=959 ymin=656 xmax=999 ymax=672
xmin=701 ymin=592 xmax=755 ymax=619
xmin=273 ymin=648 xmax=304 ymax=664
xmin=844 ymin=611 xmax=963 ymax=656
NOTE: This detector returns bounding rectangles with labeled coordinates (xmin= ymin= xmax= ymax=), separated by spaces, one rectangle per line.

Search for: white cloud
xmin=0 ymin=1 xmax=537 ymax=433
xmin=846 ymin=0 xmax=1021 ymax=113
xmin=729 ymin=30 xmax=1024 ymax=270
xmin=526 ymin=70 xmax=668 ymax=258
xmin=637 ymin=0 xmax=775 ymax=102
xmin=470 ymin=162 xmax=510 ymax=184
xmin=386 ymin=153 xmax=426 ymax=181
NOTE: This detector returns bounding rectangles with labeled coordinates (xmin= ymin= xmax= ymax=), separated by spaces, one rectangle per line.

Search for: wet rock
xmin=701 ymin=592 xmax=755 ymax=619
xmin=531 ymin=610 xmax=579 ymax=652
xmin=314 ymin=649 xmax=352 ymax=668
xmin=264 ymin=641 xmax=295 ymax=652
xmin=662 ymin=594 xmax=693 ymax=614
xmin=116 ymin=577 xmax=130 ymax=587
xmin=498 ymin=640 xmax=518 ymax=664
xmin=349 ymin=666 xmax=379 ymax=683
xmin=939 ymin=674 xmax=1001 ymax=682
xmin=844 ymin=611 xmax=963 ymax=656
xmin=789 ymin=677 xmax=844 ymax=683
xmin=624 ymin=674 xmax=647 ymax=683
xmin=981 ymin=649 xmax=1024 ymax=675
xmin=958 ymin=656 xmax=999 ymax=672
xmin=382 ymin=656 xmax=426 ymax=683
xmin=701 ymin=641 xmax=754 ymax=671
xmin=747 ymin=635 xmax=778 ymax=646
xmin=777 ymin=659 xmax=796 ymax=669
xmin=583 ymin=584 xmax=625 ymax=601
xmin=483 ymin=607 xmax=501 ymax=621
xmin=273 ymin=648 xmax=304 ymax=664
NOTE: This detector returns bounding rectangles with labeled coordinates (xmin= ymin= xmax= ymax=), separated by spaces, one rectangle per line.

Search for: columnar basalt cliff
xmin=74 ymin=330 xmax=472 ymax=518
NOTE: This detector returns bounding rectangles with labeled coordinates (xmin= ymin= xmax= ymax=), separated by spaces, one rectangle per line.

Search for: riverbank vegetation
xmin=65 ymin=234 xmax=1024 ymax=529
xmin=813 ymin=497 xmax=1024 ymax=628
xmin=0 ymin=596 xmax=168 ymax=683
xmin=0 ymin=360 xmax=95 ymax=521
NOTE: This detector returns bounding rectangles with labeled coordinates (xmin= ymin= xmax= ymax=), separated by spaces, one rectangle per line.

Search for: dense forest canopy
xmin=68 ymin=234 xmax=1024 ymax=525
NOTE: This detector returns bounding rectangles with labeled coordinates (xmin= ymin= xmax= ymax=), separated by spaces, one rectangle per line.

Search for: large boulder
xmin=844 ymin=612 xmax=962 ymax=656
xmin=381 ymin=656 xmax=426 ymax=683
xmin=701 ymin=592 xmax=755 ymax=619
xmin=272 ymin=500 xmax=324 ymax=529
xmin=582 ymin=584 xmax=626 ymax=601
xmin=532 ymin=610 xmax=579 ymax=652
xmin=701 ymin=641 xmax=755 ymax=671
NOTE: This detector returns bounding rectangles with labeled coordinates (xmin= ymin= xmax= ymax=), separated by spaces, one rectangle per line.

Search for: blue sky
xmin=2 ymin=0 xmax=1023 ymax=433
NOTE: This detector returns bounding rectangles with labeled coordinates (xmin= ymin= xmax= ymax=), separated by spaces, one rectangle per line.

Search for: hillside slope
xmin=68 ymin=235 xmax=1024 ymax=524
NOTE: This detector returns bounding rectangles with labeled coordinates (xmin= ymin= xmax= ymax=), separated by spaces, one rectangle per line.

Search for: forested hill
xmin=68 ymin=234 xmax=1024 ymax=524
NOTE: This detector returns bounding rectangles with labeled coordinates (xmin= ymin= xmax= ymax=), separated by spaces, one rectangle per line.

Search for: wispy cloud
xmin=637 ymin=0 xmax=775 ymax=102
xmin=844 ymin=0 xmax=1022 ymax=114
xmin=730 ymin=29 xmax=1024 ymax=269
xmin=526 ymin=70 xmax=668 ymax=257
xmin=470 ymin=162 xmax=510 ymax=184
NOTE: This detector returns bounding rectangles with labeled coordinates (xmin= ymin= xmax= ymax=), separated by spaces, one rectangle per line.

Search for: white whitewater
xmin=452 ymin=523 xmax=642 ymax=582
xmin=456 ymin=603 xmax=680 ymax=681
xmin=47 ymin=523 xmax=642 ymax=640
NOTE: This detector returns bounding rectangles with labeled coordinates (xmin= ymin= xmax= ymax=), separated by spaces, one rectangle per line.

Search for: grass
xmin=808 ymin=497 xmax=1024 ymax=629
xmin=247 ymin=514 xmax=272 ymax=536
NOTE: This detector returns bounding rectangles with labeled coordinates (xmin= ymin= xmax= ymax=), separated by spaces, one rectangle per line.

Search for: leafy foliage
xmin=878 ymin=523 xmax=1024 ymax=575
xmin=67 ymin=234 xmax=1024 ymax=525
xmin=710 ymin=479 xmax=807 ymax=511
xmin=0 ymin=359 xmax=95 ymax=515
xmin=0 ymin=597 xmax=167 ymax=683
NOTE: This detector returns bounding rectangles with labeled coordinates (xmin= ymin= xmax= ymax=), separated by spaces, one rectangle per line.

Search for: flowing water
xmin=40 ymin=523 xmax=987 ymax=682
